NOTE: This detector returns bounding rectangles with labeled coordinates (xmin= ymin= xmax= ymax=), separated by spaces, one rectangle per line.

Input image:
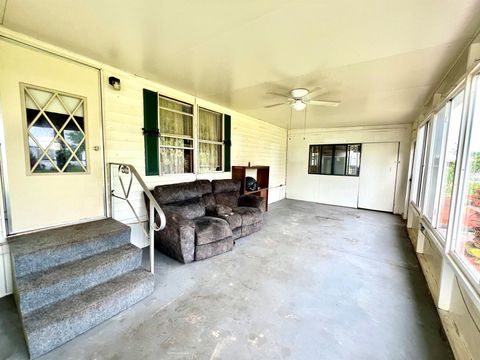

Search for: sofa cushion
xmin=154 ymin=181 xmax=206 ymax=205
xmin=164 ymin=197 xmax=206 ymax=220
xmin=212 ymin=179 xmax=241 ymax=194
xmin=193 ymin=216 xmax=232 ymax=245
xmin=233 ymin=206 xmax=263 ymax=226
xmin=225 ymin=213 xmax=242 ymax=230
xmin=194 ymin=180 xmax=212 ymax=196
xmin=206 ymin=205 xmax=242 ymax=230
xmin=214 ymin=192 xmax=239 ymax=209
xmin=202 ymin=193 xmax=216 ymax=207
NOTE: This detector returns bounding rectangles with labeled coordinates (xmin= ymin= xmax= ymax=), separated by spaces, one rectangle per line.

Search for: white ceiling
xmin=2 ymin=0 xmax=480 ymax=128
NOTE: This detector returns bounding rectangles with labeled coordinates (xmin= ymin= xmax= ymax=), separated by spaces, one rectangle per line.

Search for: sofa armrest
xmin=154 ymin=210 xmax=195 ymax=263
xmin=238 ymin=194 xmax=265 ymax=211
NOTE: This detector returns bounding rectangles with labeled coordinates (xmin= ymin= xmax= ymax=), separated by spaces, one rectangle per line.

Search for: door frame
xmin=356 ymin=141 xmax=400 ymax=213
xmin=0 ymin=35 xmax=108 ymax=236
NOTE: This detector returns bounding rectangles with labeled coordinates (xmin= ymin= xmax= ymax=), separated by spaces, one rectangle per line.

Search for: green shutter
xmin=224 ymin=114 xmax=232 ymax=172
xmin=143 ymin=89 xmax=159 ymax=176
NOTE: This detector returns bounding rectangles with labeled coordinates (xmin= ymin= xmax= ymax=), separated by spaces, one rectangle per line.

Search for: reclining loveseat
xmin=150 ymin=179 xmax=264 ymax=263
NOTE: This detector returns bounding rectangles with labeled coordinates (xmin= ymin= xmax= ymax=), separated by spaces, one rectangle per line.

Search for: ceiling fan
xmin=265 ymin=87 xmax=340 ymax=111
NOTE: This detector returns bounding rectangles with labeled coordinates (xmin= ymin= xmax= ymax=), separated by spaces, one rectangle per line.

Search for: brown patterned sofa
xmin=150 ymin=179 xmax=264 ymax=263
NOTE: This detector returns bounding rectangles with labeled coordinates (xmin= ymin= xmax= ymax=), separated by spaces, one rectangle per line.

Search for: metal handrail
xmin=109 ymin=162 xmax=166 ymax=274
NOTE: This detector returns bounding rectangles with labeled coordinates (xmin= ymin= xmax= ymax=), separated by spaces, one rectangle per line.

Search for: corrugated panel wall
xmin=103 ymin=71 xmax=287 ymax=246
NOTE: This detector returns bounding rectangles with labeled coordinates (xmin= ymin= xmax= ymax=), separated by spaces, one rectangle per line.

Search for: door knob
xmin=93 ymin=146 xmax=100 ymax=151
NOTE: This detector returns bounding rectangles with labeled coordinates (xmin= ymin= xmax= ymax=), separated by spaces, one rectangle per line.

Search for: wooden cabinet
xmin=232 ymin=165 xmax=269 ymax=211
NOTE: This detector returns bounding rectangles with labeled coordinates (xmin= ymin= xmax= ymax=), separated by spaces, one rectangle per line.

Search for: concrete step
xmin=23 ymin=269 xmax=154 ymax=359
xmin=16 ymin=244 xmax=142 ymax=315
xmin=9 ymin=219 xmax=131 ymax=277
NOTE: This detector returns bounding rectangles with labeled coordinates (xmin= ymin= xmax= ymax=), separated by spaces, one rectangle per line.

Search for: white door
xmin=358 ymin=142 xmax=399 ymax=212
xmin=0 ymin=39 xmax=105 ymax=234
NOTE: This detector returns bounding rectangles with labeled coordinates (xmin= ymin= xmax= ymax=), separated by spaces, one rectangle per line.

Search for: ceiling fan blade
xmin=266 ymin=92 xmax=291 ymax=99
xmin=307 ymin=100 xmax=340 ymax=107
xmin=264 ymin=102 xmax=288 ymax=108
xmin=305 ymin=87 xmax=328 ymax=99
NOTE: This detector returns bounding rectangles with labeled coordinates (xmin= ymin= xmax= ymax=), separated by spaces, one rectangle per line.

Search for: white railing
xmin=109 ymin=163 xmax=166 ymax=274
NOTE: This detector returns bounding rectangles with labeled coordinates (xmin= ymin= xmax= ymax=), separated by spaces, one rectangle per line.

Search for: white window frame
xmin=419 ymin=118 xmax=433 ymax=210
xmin=157 ymin=94 xmax=195 ymax=176
xmin=156 ymin=94 xmax=226 ymax=176
xmin=447 ymin=71 xmax=480 ymax=286
xmin=423 ymin=103 xmax=450 ymax=229
xmin=410 ymin=66 xmax=480 ymax=298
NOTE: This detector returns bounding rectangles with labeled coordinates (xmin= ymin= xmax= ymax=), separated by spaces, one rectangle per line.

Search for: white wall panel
xmin=286 ymin=125 xmax=411 ymax=214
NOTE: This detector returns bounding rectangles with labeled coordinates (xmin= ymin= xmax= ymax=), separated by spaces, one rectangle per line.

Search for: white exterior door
xmin=0 ymin=39 xmax=105 ymax=234
xmin=358 ymin=142 xmax=399 ymax=212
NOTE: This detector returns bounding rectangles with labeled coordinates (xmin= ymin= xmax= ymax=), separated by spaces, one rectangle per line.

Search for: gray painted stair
xmin=16 ymin=244 xmax=142 ymax=314
xmin=24 ymin=269 xmax=154 ymax=359
xmin=10 ymin=218 xmax=131 ymax=278
xmin=8 ymin=219 xmax=155 ymax=359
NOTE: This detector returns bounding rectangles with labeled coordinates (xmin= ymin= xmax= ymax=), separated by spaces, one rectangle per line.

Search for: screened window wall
xmin=409 ymin=69 xmax=480 ymax=284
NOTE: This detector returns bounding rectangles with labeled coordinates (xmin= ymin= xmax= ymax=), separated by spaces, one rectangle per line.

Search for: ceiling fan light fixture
xmin=290 ymin=88 xmax=309 ymax=99
xmin=292 ymin=100 xmax=306 ymax=111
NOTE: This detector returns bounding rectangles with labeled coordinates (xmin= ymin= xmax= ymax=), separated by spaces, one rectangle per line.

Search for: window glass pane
xmin=333 ymin=145 xmax=347 ymax=175
xmin=346 ymin=145 xmax=361 ymax=176
xmin=425 ymin=107 xmax=448 ymax=222
xmin=160 ymin=147 xmax=193 ymax=174
xmin=411 ymin=125 xmax=426 ymax=204
xmin=309 ymin=145 xmax=321 ymax=174
xmin=321 ymin=146 xmax=333 ymax=174
xmin=438 ymin=91 xmax=464 ymax=237
xmin=418 ymin=121 xmax=432 ymax=208
xmin=455 ymin=79 xmax=480 ymax=276
xmin=25 ymin=86 xmax=87 ymax=173
xmin=199 ymin=108 xmax=222 ymax=142
xmin=160 ymin=137 xmax=193 ymax=148
xmin=159 ymin=108 xmax=193 ymax=137
xmin=159 ymin=96 xmax=193 ymax=114
xmin=199 ymin=143 xmax=222 ymax=172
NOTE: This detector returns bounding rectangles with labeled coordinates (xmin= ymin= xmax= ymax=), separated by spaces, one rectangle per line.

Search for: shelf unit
xmin=232 ymin=165 xmax=269 ymax=211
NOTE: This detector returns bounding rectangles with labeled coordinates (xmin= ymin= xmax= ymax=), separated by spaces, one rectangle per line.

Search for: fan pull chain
xmin=289 ymin=107 xmax=293 ymax=140
xmin=303 ymin=106 xmax=308 ymax=140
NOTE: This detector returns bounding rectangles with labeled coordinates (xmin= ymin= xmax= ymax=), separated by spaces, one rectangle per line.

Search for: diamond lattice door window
xmin=23 ymin=84 xmax=88 ymax=173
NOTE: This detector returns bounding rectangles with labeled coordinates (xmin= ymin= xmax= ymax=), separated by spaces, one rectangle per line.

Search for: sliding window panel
xmin=333 ymin=145 xmax=347 ymax=175
xmin=198 ymin=108 xmax=222 ymax=142
xmin=437 ymin=91 xmax=465 ymax=238
xmin=425 ymin=106 xmax=449 ymax=223
xmin=346 ymin=144 xmax=361 ymax=176
xmin=308 ymin=145 xmax=321 ymax=174
xmin=198 ymin=142 xmax=222 ymax=172
xmin=411 ymin=125 xmax=426 ymax=206
xmin=320 ymin=145 xmax=333 ymax=175
xmin=418 ymin=121 xmax=432 ymax=208
xmin=454 ymin=78 xmax=480 ymax=278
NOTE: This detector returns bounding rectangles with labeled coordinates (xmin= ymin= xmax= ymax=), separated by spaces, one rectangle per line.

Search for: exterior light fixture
xmin=108 ymin=76 xmax=121 ymax=90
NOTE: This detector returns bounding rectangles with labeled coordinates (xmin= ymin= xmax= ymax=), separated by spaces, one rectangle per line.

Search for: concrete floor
xmin=0 ymin=199 xmax=453 ymax=360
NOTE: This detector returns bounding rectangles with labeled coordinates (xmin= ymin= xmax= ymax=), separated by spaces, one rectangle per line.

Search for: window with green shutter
xmin=143 ymin=89 xmax=231 ymax=175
